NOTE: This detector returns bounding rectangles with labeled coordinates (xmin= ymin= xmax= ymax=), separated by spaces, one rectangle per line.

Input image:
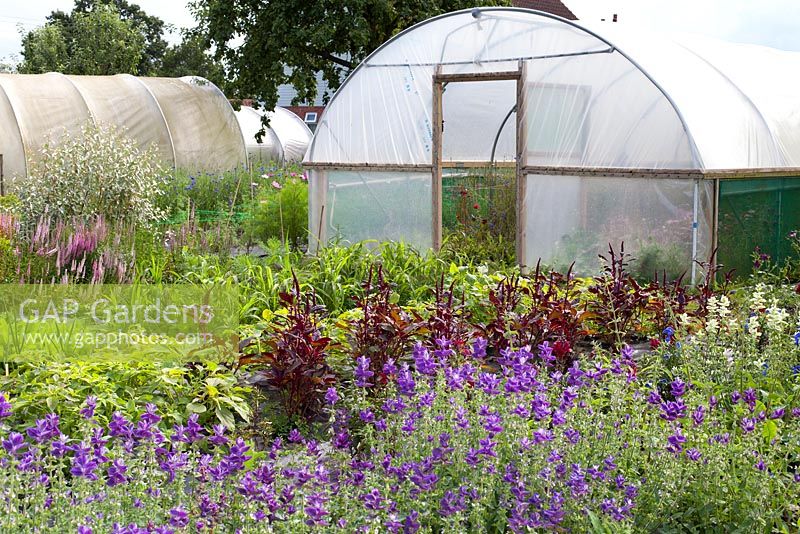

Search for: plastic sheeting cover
xmin=310 ymin=170 xmax=432 ymax=252
xmin=234 ymin=105 xmax=313 ymax=164
xmin=308 ymin=8 xmax=800 ymax=170
xmin=235 ymin=106 xmax=284 ymax=164
xmin=268 ymin=107 xmax=313 ymax=163
xmin=523 ymin=174 xmax=714 ymax=277
xmin=0 ymin=73 xmax=247 ymax=187
xmin=145 ymin=76 xmax=246 ymax=172
xmin=302 ymin=7 xmax=800 ymax=265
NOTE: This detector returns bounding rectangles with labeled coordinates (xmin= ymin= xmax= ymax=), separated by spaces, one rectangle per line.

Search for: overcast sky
xmin=1 ymin=0 xmax=799 ymax=62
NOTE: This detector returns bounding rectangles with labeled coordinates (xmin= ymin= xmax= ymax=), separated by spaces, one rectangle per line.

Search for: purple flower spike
xmin=0 ymin=392 xmax=12 ymax=419
xmin=169 ymin=507 xmax=189 ymax=528
xmin=355 ymin=356 xmax=375 ymax=387
xmin=325 ymin=387 xmax=338 ymax=406
xmin=740 ymin=417 xmax=756 ymax=433
xmin=2 ymin=432 xmax=26 ymax=455
xmin=670 ymin=377 xmax=687 ymax=398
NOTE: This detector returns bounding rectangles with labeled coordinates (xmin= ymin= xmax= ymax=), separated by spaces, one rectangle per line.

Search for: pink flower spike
xmin=271 ymin=180 xmax=282 ymax=189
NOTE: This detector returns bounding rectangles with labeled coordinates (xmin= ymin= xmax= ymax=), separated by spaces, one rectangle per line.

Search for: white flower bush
xmin=18 ymin=122 xmax=167 ymax=227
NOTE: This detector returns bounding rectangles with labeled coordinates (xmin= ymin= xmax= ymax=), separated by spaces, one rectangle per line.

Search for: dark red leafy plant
xmin=477 ymin=263 xmax=592 ymax=369
xmin=345 ymin=266 xmax=422 ymax=386
xmin=587 ymin=243 xmax=652 ymax=348
xmin=238 ymin=276 xmax=336 ymax=422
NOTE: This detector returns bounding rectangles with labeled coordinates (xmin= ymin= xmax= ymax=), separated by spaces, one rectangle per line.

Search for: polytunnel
xmin=305 ymin=7 xmax=800 ymax=280
xmin=0 ymin=73 xmax=247 ymax=188
xmin=234 ymin=105 xmax=314 ymax=164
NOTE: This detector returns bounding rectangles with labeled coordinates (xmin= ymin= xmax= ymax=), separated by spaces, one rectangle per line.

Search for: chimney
xmin=613 ymin=13 xmax=618 ymax=22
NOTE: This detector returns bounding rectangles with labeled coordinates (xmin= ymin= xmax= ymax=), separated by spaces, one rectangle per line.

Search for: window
xmin=304 ymin=112 xmax=318 ymax=124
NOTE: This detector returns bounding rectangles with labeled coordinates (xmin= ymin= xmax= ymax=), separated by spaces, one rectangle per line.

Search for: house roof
xmin=511 ymin=0 xmax=577 ymax=20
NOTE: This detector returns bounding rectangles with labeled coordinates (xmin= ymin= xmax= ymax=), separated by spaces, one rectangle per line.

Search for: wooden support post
xmin=310 ymin=169 xmax=328 ymax=254
xmin=0 ymin=154 xmax=4 ymax=196
xmin=515 ymin=60 xmax=528 ymax=267
xmin=712 ymin=178 xmax=720 ymax=274
xmin=432 ymin=65 xmax=443 ymax=252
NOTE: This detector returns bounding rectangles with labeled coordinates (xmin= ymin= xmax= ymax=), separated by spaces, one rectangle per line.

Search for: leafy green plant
xmin=0 ymin=359 xmax=249 ymax=434
xmin=247 ymin=177 xmax=308 ymax=250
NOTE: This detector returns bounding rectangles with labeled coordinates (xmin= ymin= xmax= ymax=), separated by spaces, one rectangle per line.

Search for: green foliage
xmin=158 ymin=33 xmax=226 ymax=88
xmin=630 ymin=241 xmax=688 ymax=282
xmin=0 ymin=359 xmax=250 ymax=434
xmin=17 ymin=122 xmax=167 ymax=227
xmin=22 ymin=0 xmax=167 ymax=75
xmin=20 ymin=4 xmax=145 ymax=75
xmin=247 ymin=178 xmax=308 ymax=250
xmin=18 ymin=24 xmax=69 ymax=74
xmin=192 ymin=0 xmax=511 ymax=108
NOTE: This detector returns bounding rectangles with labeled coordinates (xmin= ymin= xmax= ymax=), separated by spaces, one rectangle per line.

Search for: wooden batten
xmin=432 ymin=65 xmax=444 ymax=252
xmin=433 ymin=71 xmax=522 ymax=83
xmin=515 ymin=60 xmax=528 ymax=267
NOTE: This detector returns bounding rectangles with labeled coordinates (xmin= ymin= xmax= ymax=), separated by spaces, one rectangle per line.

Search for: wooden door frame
xmin=431 ymin=61 xmax=528 ymax=263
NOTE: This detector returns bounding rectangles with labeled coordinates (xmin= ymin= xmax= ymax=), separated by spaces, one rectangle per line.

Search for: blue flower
xmin=793 ymin=332 xmax=800 ymax=346
xmin=663 ymin=326 xmax=675 ymax=343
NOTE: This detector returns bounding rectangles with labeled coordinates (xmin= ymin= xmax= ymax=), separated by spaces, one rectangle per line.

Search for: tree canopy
xmin=18 ymin=0 xmax=223 ymax=80
xmin=191 ymin=0 xmax=510 ymax=110
xmin=41 ymin=0 xmax=167 ymax=75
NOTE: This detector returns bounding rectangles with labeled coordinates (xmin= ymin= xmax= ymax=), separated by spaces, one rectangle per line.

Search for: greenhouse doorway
xmin=431 ymin=63 xmax=527 ymax=263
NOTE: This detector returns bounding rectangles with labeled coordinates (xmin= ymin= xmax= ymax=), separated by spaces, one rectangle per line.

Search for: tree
xmin=20 ymin=0 xmax=165 ymax=76
xmin=18 ymin=25 xmax=69 ymax=74
xmin=158 ymin=33 xmax=226 ymax=89
xmin=71 ymin=0 xmax=168 ymax=75
xmin=191 ymin=0 xmax=510 ymax=112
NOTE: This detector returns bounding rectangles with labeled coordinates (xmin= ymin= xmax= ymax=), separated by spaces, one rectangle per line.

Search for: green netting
xmin=158 ymin=210 xmax=251 ymax=226
xmin=718 ymin=177 xmax=800 ymax=276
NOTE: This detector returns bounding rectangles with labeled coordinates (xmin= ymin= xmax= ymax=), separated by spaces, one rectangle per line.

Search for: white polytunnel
xmin=234 ymin=105 xmax=314 ymax=164
xmin=0 ymin=73 xmax=248 ymax=187
xmin=305 ymin=7 xmax=800 ymax=280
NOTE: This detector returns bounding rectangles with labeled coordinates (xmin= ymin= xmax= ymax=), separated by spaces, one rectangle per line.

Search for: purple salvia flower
xmin=169 ymin=507 xmax=189 ymax=528
xmin=537 ymin=341 xmax=556 ymax=365
xmin=70 ymin=453 xmax=99 ymax=480
xmin=107 ymin=459 xmax=128 ymax=487
xmin=670 ymin=377 xmax=687 ymax=397
xmin=666 ymin=429 xmax=686 ymax=454
xmin=770 ymin=407 xmax=785 ymax=419
xmin=209 ymin=424 xmax=228 ymax=447
xmin=0 ymin=392 xmax=13 ymax=419
xmin=741 ymin=417 xmax=756 ymax=433
xmin=325 ymin=387 xmax=338 ymax=406
xmin=692 ymin=405 xmax=706 ymax=427
xmin=477 ymin=373 xmax=501 ymax=395
xmin=383 ymin=359 xmax=398 ymax=376
xmin=108 ymin=412 xmax=133 ymax=439
xmin=360 ymin=488 xmax=384 ymax=511
xmin=2 ymin=432 xmax=26 ymax=455
xmin=397 ymin=365 xmax=416 ymax=396
xmin=304 ymin=492 xmax=329 ymax=526
xmin=472 ymin=338 xmax=488 ymax=359
xmin=412 ymin=344 xmax=437 ymax=375
xmin=355 ymin=356 xmax=375 ymax=387
xmin=139 ymin=403 xmax=161 ymax=427
xmin=288 ymin=429 xmax=303 ymax=443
